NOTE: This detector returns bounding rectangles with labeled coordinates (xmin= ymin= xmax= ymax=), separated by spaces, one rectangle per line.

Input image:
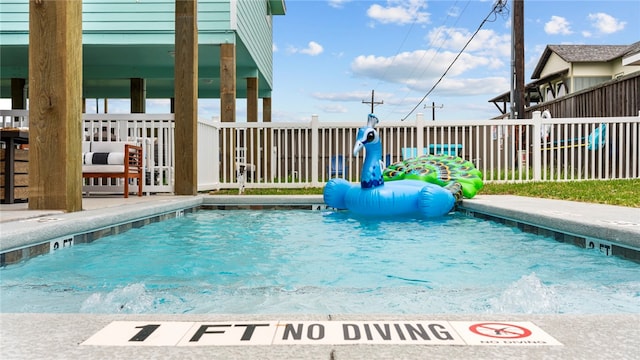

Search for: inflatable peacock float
xmin=383 ymin=154 xmax=483 ymax=199
xmin=323 ymin=114 xmax=483 ymax=217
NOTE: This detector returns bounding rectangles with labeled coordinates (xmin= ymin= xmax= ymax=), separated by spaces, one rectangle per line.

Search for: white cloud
xmin=287 ymin=41 xmax=324 ymax=56
xmin=301 ymin=41 xmax=324 ymax=56
xmin=310 ymin=90 xmax=424 ymax=114
xmin=588 ymin=13 xmax=626 ymax=34
xmin=446 ymin=6 xmax=461 ymax=18
xmin=328 ymin=0 xmax=351 ymax=9
xmin=367 ymin=0 xmax=430 ymax=25
xmin=430 ymin=77 xmax=510 ymax=96
xmin=349 ymin=24 xmax=513 ymax=98
xmin=427 ymin=26 xmax=511 ymax=58
xmin=318 ymin=104 xmax=349 ymax=114
xmin=350 ymin=49 xmax=493 ymax=88
xmin=312 ymin=91 xmax=385 ymax=102
xmin=544 ymin=15 xmax=572 ymax=35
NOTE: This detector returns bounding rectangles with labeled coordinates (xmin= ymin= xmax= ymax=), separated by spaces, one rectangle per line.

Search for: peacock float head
xmin=353 ymin=114 xmax=384 ymax=189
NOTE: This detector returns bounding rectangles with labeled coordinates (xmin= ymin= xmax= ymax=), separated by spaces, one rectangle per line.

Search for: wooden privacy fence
xmin=525 ymin=72 xmax=639 ymax=118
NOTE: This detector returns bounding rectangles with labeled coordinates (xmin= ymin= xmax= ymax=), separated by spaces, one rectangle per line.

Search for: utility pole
xmin=362 ymin=89 xmax=383 ymax=113
xmin=511 ymin=0 xmax=525 ymax=119
xmin=511 ymin=0 xmax=526 ymax=168
xmin=424 ymin=102 xmax=444 ymax=121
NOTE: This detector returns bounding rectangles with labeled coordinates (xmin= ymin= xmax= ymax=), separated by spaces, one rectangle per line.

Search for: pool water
xmin=1 ymin=210 xmax=639 ymax=314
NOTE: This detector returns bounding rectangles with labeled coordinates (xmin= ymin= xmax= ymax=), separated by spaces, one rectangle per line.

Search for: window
xmin=556 ymin=82 xmax=567 ymax=97
xmin=545 ymin=86 xmax=555 ymax=101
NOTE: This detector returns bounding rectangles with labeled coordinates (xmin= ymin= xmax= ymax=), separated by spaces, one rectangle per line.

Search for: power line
xmin=381 ymin=0 xmax=465 ymax=120
xmin=401 ymin=0 xmax=508 ymax=121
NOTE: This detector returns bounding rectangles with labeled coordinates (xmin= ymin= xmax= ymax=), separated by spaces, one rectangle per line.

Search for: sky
xmin=271 ymin=0 xmax=639 ymax=122
xmin=2 ymin=0 xmax=639 ymax=122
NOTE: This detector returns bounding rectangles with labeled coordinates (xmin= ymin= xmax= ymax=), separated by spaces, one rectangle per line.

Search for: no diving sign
xmin=451 ymin=321 xmax=562 ymax=345
xmin=469 ymin=322 xmax=532 ymax=338
xmin=82 ymin=320 xmax=562 ymax=347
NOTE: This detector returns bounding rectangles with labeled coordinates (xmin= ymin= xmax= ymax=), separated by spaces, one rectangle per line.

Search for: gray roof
xmin=531 ymin=42 xmax=639 ymax=79
xmin=549 ymin=44 xmax=629 ymax=62
xmin=622 ymin=40 xmax=640 ymax=57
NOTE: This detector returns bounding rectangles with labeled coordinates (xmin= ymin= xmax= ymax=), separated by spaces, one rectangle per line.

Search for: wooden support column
xmin=28 ymin=0 xmax=83 ymax=211
xmin=263 ymin=97 xmax=273 ymax=181
xmin=174 ymin=0 xmax=198 ymax=195
xmin=11 ymin=78 xmax=26 ymax=109
xmin=247 ymin=77 xmax=258 ymax=122
xmin=246 ymin=76 xmax=258 ymax=180
xmin=130 ymin=78 xmax=146 ymax=113
xmin=220 ymin=43 xmax=236 ymax=122
xmin=220 ymin=43 xmax=236 ymax=182
xmin=262 ymin=97 xmax=272 ymax=123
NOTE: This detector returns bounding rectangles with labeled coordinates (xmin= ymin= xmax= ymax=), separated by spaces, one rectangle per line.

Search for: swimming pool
xmin=1 ymin=209 xmax=639 ymax=314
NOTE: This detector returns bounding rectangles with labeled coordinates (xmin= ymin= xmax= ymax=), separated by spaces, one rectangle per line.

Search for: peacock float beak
xmin=353 ymin=141 xmax=364 ymax=157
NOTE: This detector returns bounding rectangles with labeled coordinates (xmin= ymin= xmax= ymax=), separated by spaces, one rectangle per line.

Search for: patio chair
xmin=236 ymin=147 xmax=255 ymax=194
xmin=428 ymin=144 xmax=463 ymax=156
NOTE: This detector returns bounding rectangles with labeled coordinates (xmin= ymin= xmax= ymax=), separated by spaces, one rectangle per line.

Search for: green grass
xmin=480 ymin=179 xmax=640 ymax=207
xmin=208 ymin=179 xmax=640 ymax=208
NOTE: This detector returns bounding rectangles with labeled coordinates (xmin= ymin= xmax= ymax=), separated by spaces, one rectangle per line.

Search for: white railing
xmin=207 ymin=112 xmax=639 ymax=189
xmin=2 ymin=110 xmax=639 ymax=194
xmin=197 ymin=119 xmax=218 ymax=191
xmin=1 ymin=110 xmax=29 ymax=128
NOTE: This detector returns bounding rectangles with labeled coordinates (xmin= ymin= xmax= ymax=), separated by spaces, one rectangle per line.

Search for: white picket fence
xmin=2 ymin=110 xmax=639 ymax=195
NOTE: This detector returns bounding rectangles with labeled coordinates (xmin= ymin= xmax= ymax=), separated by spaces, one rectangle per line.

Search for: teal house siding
xmin=0 ymin=0 xmax=285 ymax=101
xmin=0 ymin=1 xmax=29 ymax=45
xmin=83 ymin=0 xmax=176 ymax=36
xmin=236 ymin=0 xmax=275 ymax=95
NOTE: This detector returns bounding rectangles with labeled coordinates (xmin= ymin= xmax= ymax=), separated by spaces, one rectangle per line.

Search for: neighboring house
xmin=0 ymin=0 xmax=286 ymax=120
xmin=490 ymin=41 xmax=640 ymax=118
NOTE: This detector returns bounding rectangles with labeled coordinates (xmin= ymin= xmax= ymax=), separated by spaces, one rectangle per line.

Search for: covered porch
xmin=0 ymin=0 xmax=286 ymax=211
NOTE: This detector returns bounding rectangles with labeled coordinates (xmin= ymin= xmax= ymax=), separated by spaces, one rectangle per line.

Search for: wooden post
xmin=247 ymin=77 xmax=258 ymax=122
xmin=28 ymin=0 xmax=83 ymax=211
xmin=263 ymin=97 xmax=272 ymax=181
xmin=262 ymin=97 xmax=272 ymax=123
xmin=10 ymin=78 xmax=26 ymax=109
xmin=130 ymin=78 xmax=146 ymax=113
xmin=174 ymin=0 xmax=198 ymax=195
xmin=220 ymin=43 xmax=236 ymax=123
xmin=262 ymin=97 xmax=271 ymax=122
xmin=220 ymin=43 xmax=236 ymax=182
xmin=246 ymin=76 xmax=259 ymax=180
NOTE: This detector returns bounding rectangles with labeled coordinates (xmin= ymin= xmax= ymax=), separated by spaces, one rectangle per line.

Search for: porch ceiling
xmin=0 ymin=41 xmax=270 ymax=99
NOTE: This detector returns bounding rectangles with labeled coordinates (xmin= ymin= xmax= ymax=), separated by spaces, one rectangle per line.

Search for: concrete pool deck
xmin=1 ymin=194 xmax=639 ymax=359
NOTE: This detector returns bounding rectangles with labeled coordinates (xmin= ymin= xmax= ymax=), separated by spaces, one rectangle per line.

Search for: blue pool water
xmin=1 ymin=210 xmax=639 ymax=314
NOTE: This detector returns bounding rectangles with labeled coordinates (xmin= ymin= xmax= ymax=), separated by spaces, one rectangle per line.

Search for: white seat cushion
xmin=82 ymin=165 xmax=125 ymax=173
